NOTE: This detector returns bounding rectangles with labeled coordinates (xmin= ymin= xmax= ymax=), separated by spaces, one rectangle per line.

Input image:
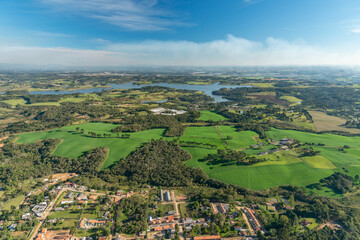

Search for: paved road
xmin=29 ymin=189 xmax=65 ymax=240
xmin=236 ymin=206 xmax=254 ymax=235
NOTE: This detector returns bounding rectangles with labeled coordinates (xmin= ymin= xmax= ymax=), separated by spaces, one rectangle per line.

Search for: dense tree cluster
xmin=200 ymin=149 xmax=265 ymax=166
xmin=108 ymin=140 xmax=208 ymax=186
xmin=319 ymin=172 xmax=357 ymax=194
xmin=115 ymin=196 xmax=148 ymax=234
xmin=112 ymin=112 xmax=200 ymax=137
xmin=0 ymin=139 xmax=108 ymax=190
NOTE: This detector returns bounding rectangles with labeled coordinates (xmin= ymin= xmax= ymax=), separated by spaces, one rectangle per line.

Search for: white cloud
xmin=40 ymin=0 xmax=186 ymax=31
xmin=351 ymin=28 xmax=360 ymax=33
xmin=1 ymin=35 xmax=360 ymax=66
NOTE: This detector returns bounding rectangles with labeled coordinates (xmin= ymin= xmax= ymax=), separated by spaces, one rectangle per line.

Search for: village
xmin=0 ymin=172 xmax=329 ymax=240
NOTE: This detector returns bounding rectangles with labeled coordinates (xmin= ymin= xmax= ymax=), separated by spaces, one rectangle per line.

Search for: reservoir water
xmin=29 ymin=82 xmax=251 ymax=103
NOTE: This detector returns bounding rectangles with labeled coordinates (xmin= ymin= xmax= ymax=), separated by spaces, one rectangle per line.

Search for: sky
xmin=1 ymin=0 xmax=360 ymax=67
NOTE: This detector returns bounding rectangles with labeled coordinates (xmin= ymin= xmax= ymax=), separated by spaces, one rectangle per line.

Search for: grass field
xmin=250 ymin=83 xmax=274 ymax=88
xmin=2 ymin=98 xmax=27 ymax=106
xmin=192 ymin=160 xmax=333 ymax=190
xmin=309 ymin=111 xmax=360 ymax=134
xmin=48 ymin=210 xmax=80 ymax=219
xmin=280 ymin=95 xmax=302 ymax=104
xmin=17 ymin=122 xmax=165 ymax=169
xmin=267 ymin=128 xmax=360 ymax=148
xmin=2 ymin=195 xmax=25 ymax=210
xmin=217 ymin=127 xmax=257 ymax=149
xmin=180 ymin=126 xmax=257 ymax=150
xmin=15 ymin=122 xmax=360 ymax=192
xmin=185 ymin=128 xmax=360 ymax=190
xmin=303 ymin=156 xmax=336 ymax=169
xmin=198 ymin=111 xmax=227 ymax=121
xmin=3 ymin=97 xmax=87 ymax=107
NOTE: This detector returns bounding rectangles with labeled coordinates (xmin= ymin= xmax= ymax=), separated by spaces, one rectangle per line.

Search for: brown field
xmin=309 ymin=111 xmax=360 ymax=134
xmin=44 ymin=230 xmax=71 ymax=240
xmin=247 ymin=92 xmax=288 ymax=105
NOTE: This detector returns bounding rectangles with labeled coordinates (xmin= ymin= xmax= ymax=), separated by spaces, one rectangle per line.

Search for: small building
xmin=22 ymin=213 xmax=33 ymax=220
xmin=8 ymin=223 xmax=17 ymax=231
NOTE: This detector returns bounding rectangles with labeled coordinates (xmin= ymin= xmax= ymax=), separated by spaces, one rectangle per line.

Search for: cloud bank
xmin=1 ymin=35 xmax=360 ymax=66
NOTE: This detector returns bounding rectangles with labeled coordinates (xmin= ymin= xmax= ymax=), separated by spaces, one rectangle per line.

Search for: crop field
xmin=17 ymin=122 xmax=165 ymax=169
xmin=198 ymin=111 xmax=227 ymax=121
xmin=309 ymin=111 xmax=360 ymax=134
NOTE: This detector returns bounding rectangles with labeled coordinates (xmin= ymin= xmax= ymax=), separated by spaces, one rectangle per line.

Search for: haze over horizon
xmin=2 ymin=0 xmax=360 ymax=67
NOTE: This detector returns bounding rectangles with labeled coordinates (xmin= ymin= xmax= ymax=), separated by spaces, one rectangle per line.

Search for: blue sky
xmin=1 ymin=0 xmax=360 ymax=66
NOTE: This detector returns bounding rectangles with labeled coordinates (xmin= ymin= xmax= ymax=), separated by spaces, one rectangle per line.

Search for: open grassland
xmin=250 ymin=82 xmax=275 ymax=88
xmin=267 ymin=128 xmax=360 ymax=148
xmin=186 ymin=128 xmax=360 ymax=190
xmin=15 ymin=123 xmax=360 ymax=191
xmin=303 ymin=156 xmax=337 ymax=169
xmin=17 ymin=122 xmax=165 ymax=169
xmin=48 ymin=210 xmax=80 ymax=219
xmin=309 ymin=111 xmax=360 ymax=134
xmin=217 ymin=127 xmax=257 ymax=149
xmin=2 ymin=96 xmax=89 ymax=107
xmin=188 ymin=158 xmax=333 ymax=190
xmin=254 ymin=151 xmax=302 ymax=166
xmin=180 ymin=126 xmax=257 ymax=150
xmin=280 ymin=95 xmax=302 ymax=104
xmin=30 ymin=97 xmax=87 ymax=106
xmin=2 ymin=195 xmax=25 ymax=210
xmin=2 ymin=98 xmax=27 ymax=106
xmin=198 ymin=111 xmax=227 ymax=121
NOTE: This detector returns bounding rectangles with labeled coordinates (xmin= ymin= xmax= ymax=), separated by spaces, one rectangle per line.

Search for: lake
xmin=29 ymin=82 xmax=251 ymax=103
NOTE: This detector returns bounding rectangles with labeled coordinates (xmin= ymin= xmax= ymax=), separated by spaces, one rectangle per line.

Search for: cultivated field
xmin=309 ymin=111 xmax=360 ymax=134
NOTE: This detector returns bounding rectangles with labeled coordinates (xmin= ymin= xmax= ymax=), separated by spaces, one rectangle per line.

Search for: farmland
xmin=17 ymin=122 xmax=165 ymax=169
xmin=198 ymin=111 xmax=227 ymax=121
xmin=309 ymin=110 xmax=360 ymax=134
xmin=186 ymin=128 xmax=360 ymax=190
xmin=16 ymin=123 xmax=360 ymax=190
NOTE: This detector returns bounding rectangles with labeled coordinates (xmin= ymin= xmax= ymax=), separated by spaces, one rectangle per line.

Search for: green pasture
xmin=303 ymin=156 xmax=336 ymax=169
xmin=17 ymin=122 xmax=165 ymax=169
xmin=198 ymin=111 xmax=227 ymax=121
xmin=217 ymin=126 xmax=257 ymax=149
xmin=48 ymin=210 xmax=80 ymax=219
xmin=2 ymin=98 xmax=27 ymax=106
xmin=267 ymin=128 xmax=360 ymax=148
xmin=206 ymin=161 xmax=333 ymax=190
